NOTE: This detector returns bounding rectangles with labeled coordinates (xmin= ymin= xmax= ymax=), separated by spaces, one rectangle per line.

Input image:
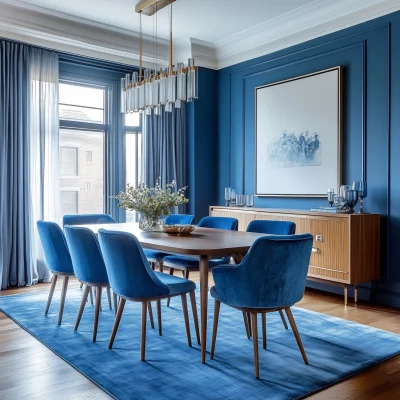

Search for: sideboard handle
xmin=312 ymin=247 xmax=319 ymax=253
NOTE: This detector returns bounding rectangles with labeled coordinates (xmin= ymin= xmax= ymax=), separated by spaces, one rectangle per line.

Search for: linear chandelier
xmin=121 ymin=0 xmax=198 ymax=115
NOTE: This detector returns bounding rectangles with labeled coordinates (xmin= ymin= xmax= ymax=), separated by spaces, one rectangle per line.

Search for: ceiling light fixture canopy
xmin=121 ymin=0 xmax=198 ymax=115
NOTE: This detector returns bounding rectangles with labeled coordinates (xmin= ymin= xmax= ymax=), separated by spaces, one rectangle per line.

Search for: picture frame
xmin=255 ymin=66 xmax=342 ymax=197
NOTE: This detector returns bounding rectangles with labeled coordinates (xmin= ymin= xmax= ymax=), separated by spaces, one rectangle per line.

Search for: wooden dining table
xmin=81 ymin=222 xmax=265 ymax=363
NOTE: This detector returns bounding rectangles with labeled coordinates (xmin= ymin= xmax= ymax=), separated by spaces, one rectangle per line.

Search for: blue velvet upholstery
xmin=62 ymin=214 xmax=115 ymax=227
xmin=197 ymin=216 xmax=238 ymax=230
xmin=210 ymin=234 xmax=313 ymax=308
xmin=164 ymin=214 xmax=195 ymax=225
xmin=162 ymin=216 xmax=239 ymax=271
xmin=246 ymin=219 xmax=296 ymax=235
xmin=144 ymin=214 xmax=195 ymax=260
xmin=64 ymin=226 xmax=109 ymax=284
xmin=98 ymin=229 xmax=195 ymax=299
xmin=36 ymin=221 xmax=74 ymax=274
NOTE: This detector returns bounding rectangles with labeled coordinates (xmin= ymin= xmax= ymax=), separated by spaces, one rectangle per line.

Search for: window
xmin=125 ymin=112 xmax=142 ymax=222
xmin=60 ymin=191 xmax=78 ymax=216
xmin=59 ymin=81 xmax=106 ymax=220
xmin=60 ymin=146 xmax=78 ymax=176
xmin=59 ymin=83 xmax=104 ymax=123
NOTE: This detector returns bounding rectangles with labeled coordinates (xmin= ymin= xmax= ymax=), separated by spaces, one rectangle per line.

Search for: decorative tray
xmin=162 ymin=224 xmax=196 ymax=235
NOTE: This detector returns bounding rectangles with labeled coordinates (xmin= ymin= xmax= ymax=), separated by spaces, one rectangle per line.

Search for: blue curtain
xmin=141 ymin=104 xmax=187 ymax=212
xmin=0 ymin=41 xmax=58 ymax=289
xmin=0 ymin=41 xmax=33 ymax=288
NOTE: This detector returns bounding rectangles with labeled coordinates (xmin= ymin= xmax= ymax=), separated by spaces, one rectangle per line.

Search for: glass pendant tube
xmin=165 ymin=102 xmax=173 ymax=113
xmin=159 ymin=69 xmax=168 ymax=105
xmin=176 ymin=62 xmax=186 ymax=101
xmin=144 ymin=69 xmax=152 ymax=108
xmin=120 ymin=78 xmax=126 ymax=113
xmin=125 ymin=74 xmax=131 ymax=112
xmin=151 ymin=73 xmax=160 ymax=108
xmin=132 ymin=72 xmax=139 ymax=112
xmin=187 ymin=58 xmax=198 ymax=101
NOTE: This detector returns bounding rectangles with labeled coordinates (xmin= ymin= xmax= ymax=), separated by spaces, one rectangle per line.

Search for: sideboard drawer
xmin=308 ymin=218 xmax=350 ymax=283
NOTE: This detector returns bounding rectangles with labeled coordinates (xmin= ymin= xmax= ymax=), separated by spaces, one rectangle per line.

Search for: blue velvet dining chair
xmin=62 ymin=214 xmax=115 ymax=227
xmin=37 ymin=221 xmax=75 ymax=325
xmin=243 ymin=219 xmax=297 ymax=337
xmin=209 ymin=234 xmax=313 ymax=379
xmin=64 ymin=226 xmax=120 ymax=342
xmin=163 ymin=216 xmax=238 ymax=307
xmin=62 ymin=213 xmax=116 ymax=301
xmin=143 ymin=214 xmax=195 ymax=273
xmin=98 ymin=229 xmax=200 ymax=361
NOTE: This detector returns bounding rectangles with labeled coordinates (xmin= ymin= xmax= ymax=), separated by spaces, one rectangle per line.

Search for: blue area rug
xmin=1 ymin=288 xmax=400 ymax=400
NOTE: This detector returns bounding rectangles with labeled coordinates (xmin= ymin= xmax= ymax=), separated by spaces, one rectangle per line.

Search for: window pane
xmin=60 ymin=146 xmax=78 ymax=176
xmin=125 ymin=112 xmax=140 ymax=127
xmin=59 ymin=129 xmax=104 ymax=219
xmin=60 ymin=191 xmax=78 ymax=216
xmin=59 ymin=104 xmax=104 ymax=124
xmin=59 ymin=83 xmax=104 ymax=109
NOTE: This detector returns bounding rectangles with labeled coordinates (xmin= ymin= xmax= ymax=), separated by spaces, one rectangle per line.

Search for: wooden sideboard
xmin=209 ymin=206 xmax=380 ymax=305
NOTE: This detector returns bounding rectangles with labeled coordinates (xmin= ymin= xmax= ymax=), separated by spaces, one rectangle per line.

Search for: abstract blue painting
xmin=268 ymin=130 xmax=321 ymax=168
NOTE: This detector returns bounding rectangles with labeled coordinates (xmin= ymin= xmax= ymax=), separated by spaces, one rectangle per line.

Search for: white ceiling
xmin=0 ymin=0 xmax=399 ymax=69
xmin=7 ymin=0 xmax=315 ymax=45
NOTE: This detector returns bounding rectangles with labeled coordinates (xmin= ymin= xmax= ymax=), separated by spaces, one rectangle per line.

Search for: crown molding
xmin=214 ymin=0 xmax=400 ymax=69
xmin=0 ymin=0 xmax=170 ymax=68
xmin=0 ymin=0 xmax=399 ymax=70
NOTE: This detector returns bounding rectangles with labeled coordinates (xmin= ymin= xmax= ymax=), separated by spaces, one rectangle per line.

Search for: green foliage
xmin=113 ymin=178 xmax=188 ymax=220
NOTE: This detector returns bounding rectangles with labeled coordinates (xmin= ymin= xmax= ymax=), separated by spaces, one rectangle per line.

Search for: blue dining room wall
xmin=217 ymin=11 xmax=400 ymax=307
xmin=186 ymin=67 xmax=219 ymax=221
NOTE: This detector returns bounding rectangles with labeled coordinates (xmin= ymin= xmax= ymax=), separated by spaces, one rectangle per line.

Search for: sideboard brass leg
xmin=344 ymin=284 xmax=348 ymax=306
xmin=354 ymin=284 xmax=358 ymax=303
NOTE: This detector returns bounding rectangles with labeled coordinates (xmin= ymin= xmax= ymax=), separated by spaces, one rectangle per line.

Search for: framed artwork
xmin=255 ymin=66 xmax=342 ymax=197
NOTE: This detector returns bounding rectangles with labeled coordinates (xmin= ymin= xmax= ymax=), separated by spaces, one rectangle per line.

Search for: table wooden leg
xmin=200 ymin=255 xmax=209 ymax=364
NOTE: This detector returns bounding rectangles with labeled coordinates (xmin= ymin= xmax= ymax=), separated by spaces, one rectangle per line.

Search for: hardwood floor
xmin=1 ymin=273 xmax=400 ymax=399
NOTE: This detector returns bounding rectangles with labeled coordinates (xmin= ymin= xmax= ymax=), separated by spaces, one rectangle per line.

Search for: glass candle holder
xmin=236 ymin=194 xmax=245 ymax=206
xmin=224 ymin=187 xmax=231 ymax=206
xmin=327 ymin=188 xmax=335 ymax=207
xmin=245 ymin=195 xmax=254 ymax=207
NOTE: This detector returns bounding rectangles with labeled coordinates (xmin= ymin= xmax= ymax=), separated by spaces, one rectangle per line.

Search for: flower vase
xmin=139 ymin=215 xmax=164 ymax=232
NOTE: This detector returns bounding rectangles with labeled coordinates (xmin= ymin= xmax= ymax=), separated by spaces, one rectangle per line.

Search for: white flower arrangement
xmin=114 ymin=178 xmax=188 ymax=221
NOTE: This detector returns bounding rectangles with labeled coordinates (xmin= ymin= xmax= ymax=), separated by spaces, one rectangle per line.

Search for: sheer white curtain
xmin=29 ymin=48 xmax=59 ymax=283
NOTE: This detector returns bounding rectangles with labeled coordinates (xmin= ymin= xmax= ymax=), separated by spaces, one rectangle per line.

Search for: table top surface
xmin=79 ymin=222 xmax=265 ymax=256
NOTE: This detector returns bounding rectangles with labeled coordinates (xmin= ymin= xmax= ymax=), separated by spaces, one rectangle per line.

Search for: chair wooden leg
xmin=247 ymin=312 xmax=252 ymax=337
xmin=89 ymin=287 xmax=94 ymax=305
xmin=108 ymin=298 xmax=126 ymax=349
xmin=156 ymin=300 xmax=162 ymax=336
xmin=75 ymin=285 xmax=90 ymax=331
xmin=189 ymin=291 xmax=201 ymax=345
xmin=210 ymin=299 xmax=220 ymax=360
xmin=45 ymin=274 xmax=58 ymax=315
xmin=80 ymin=281 xmax=83 ymax=289
xmin=58 ymin=276 xmax=69 ymax=325
xmin=279 ymin=310 xmax=289 ymax=330
xmin=141 ymin=301 xmax=147 ymax=361
xmin=158 ymin=261 xmax=164 ymax=273
xmin=243 ymin=311 xmax=250 ymax=339
xmin=151 ymin=262 xmax=155 ymax=271
xmin=113 ymin=292 xmax=118 ymax=316
xmin=285 ymin=307 xmax=309 ymax=365
xmin=93 ymin=287 xmax=102 ymax=342
xmin=182 ymin=271 xmax=185 ymax=278
xmin=167 ymin=269 xmax=174 ymax=307
xmin=251 ymin=313 xmax=260 ymax=379
xmin=106 ymin=286 xmax=112 ymax=310
xmin=185 ymin=271 xmax=189 ymax=279
xmin=93 ymin=287 xmax=102 ymax=312
xmin=181 ymin=294 xmax=192 ymax=347
xmin=148 ymin=302 xmax=155 ymax=329
xmin=262 ymin=313 xmax=267 ymax=349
